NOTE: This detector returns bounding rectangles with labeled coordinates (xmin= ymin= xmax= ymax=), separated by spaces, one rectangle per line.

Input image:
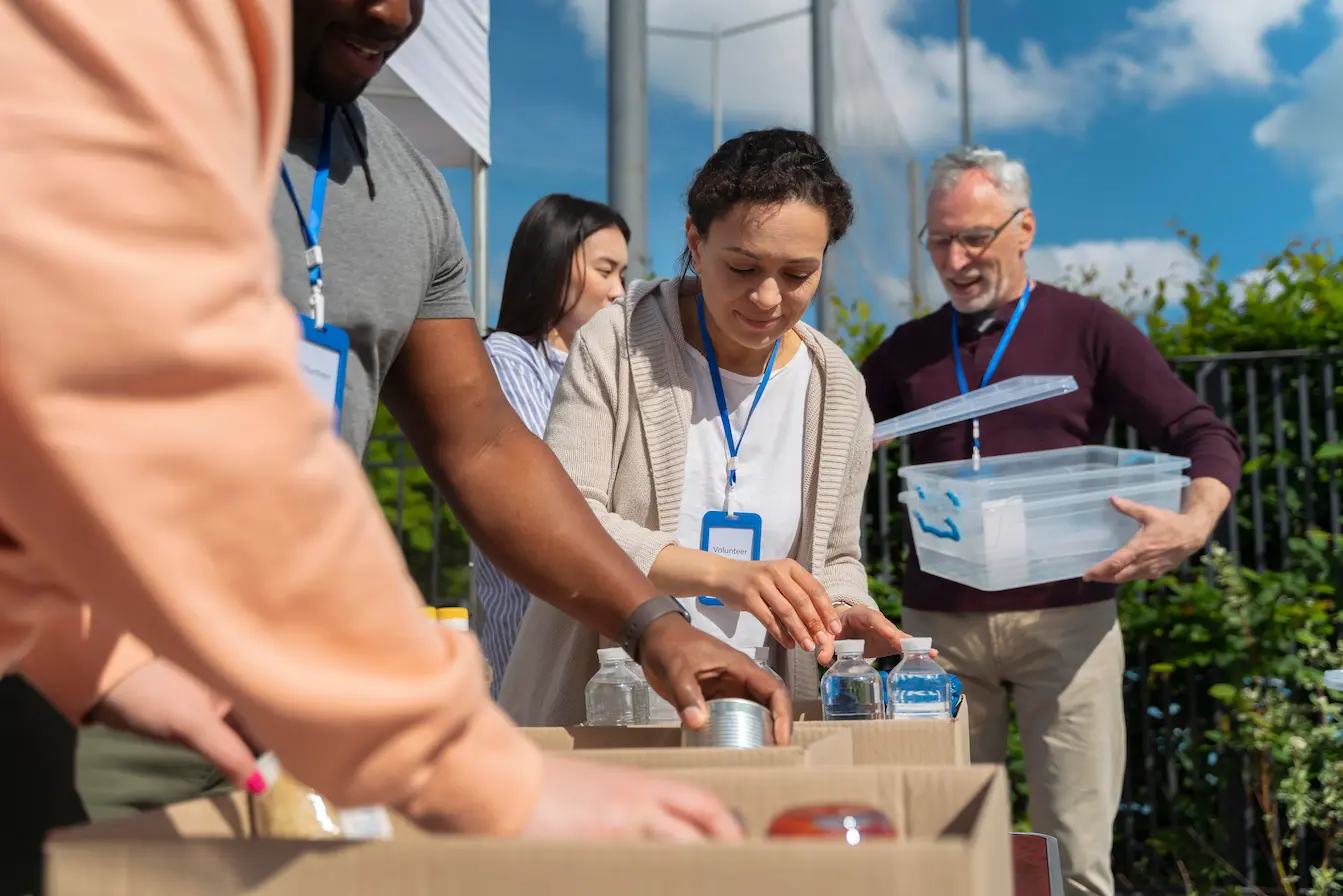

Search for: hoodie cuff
xmin=395 ymin=699 xmax=545 ymax=836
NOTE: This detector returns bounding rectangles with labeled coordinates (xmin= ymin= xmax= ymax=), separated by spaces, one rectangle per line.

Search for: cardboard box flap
xmin=521 ymin=726 xmax=853 ymax=768
xmin=47 ymin=765 xmax=1012 ymax=896
xmin=48 ymin=838 xmax=982 ymax=896
xmin=793 ymin=698 xmax=971 ymax=765
xmin=663 ymin=764 xmax=1008 ymax=842
xmin=51 ymin=791 xmax=254 ymax=841
xmin=568 ymin=732 xmax=850 ymax=769
xmin=521 ymin=725 xmax=683 ymax=751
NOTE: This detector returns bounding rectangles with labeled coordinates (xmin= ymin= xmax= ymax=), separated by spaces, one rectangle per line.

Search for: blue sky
xmin=441 ymin=0 xmax=1343 ymax=328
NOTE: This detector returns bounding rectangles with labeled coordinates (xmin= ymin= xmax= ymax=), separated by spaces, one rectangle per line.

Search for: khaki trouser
xmin=904 ymin=600 xmax=1125 ymax=896
xmin=76 ymin=725 xmax=230 ymax=821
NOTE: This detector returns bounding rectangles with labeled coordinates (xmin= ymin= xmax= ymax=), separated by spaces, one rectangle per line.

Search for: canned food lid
xmin=900 ymin=636 xmax=933 ymax=652
xmin=597 ymin=647 xmax=631 ymax=663
xmin=705 ymin=696 xmax=770 ymax=711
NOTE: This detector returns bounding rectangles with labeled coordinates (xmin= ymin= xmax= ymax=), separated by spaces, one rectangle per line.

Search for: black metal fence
xmin=366 ymin=348 xmax=1340 ymax=894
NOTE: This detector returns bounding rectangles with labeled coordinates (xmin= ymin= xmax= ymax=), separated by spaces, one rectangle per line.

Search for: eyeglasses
xmin=920 ymin=208 xmax=1026 ymax=254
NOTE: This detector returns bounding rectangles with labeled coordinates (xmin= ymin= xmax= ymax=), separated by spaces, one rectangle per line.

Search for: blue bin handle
xmin=913 ymin=511 xmax=961 ymax=541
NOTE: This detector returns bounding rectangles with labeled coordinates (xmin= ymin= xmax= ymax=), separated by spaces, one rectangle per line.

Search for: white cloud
xmin=566 ymin=0 xmax=1100 ymax=149
xmin=565 ymin=0 xmax=1315 ymax=151
xmin=1024 ymin=239 xmax=1201 ymax=314
xmin=1115 ymin=0 xmax=1312 ymax=104
xmin=1252 ymin=11 xmax=1343 ymax=209
xmin=850 ymin=239 xmax=1201 ymax=324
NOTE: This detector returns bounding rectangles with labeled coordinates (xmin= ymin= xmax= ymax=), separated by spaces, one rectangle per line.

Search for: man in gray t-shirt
xmin=272 ymin=97 xmax=475 ymax=457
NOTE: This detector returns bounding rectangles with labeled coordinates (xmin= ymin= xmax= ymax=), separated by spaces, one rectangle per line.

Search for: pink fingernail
xmin=246 ymin=771 xmax=267 ymax=795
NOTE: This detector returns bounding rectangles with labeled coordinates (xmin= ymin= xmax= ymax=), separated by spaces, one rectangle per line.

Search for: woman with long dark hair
xmin=475 ymin=194 xmax=630 ymax=692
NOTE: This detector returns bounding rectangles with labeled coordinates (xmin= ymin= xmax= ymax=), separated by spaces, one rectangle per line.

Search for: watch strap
xmin=620 ymin=596 xmax=691 ymax=664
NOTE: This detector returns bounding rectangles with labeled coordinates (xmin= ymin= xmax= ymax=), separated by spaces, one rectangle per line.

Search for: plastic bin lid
xmin=873 ymin=375 xmax=1079 ymax=446
xmin=1325 ymin=669 xmax=1343 ymax=693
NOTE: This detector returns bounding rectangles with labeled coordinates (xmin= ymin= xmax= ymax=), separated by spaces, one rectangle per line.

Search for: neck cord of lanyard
xmin=696 ymin=295 xmax=781 ymax=518
xmin=279 ymin=105 xmax=336 ymax=330
xmin=952 ymin=281 xmax=1032 ymax=471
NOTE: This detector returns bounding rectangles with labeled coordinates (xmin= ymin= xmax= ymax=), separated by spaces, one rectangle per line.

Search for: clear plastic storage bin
xmin=897 ymin=445 xmax=1190 ymax=591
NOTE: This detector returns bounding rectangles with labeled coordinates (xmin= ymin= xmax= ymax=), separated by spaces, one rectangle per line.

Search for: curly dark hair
xmin=678 ymin=127 xmax=854 ymax=280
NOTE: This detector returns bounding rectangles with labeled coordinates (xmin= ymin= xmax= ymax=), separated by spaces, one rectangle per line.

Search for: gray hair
xmin=927 ymin=146 xmax=1031 ymax=208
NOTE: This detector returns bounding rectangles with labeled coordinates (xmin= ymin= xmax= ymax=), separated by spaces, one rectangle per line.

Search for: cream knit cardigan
xmin=497 ymin=277 xmax=877 ymax=727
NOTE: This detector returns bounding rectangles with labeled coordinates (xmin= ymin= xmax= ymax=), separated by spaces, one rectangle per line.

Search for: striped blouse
xmin=474 ymin=330 xmax=568 ymax=696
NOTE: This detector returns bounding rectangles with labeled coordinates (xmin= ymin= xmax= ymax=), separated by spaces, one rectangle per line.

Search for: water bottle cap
xmin=900 ymin=637 xmax=933 ymax=653
xmin=835 ymin=639 xmax=866 ymax=656
xmin=752 ymin=647 xmax=772 ymax=663
xmin=597 ymin=647 xmax=631 ymax=664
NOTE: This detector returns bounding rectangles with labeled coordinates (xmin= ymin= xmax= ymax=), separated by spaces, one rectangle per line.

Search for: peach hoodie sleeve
xmin=0 ymin=0 xmax=541 ymax=833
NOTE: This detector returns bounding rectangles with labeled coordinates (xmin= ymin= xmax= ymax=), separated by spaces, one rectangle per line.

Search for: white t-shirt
xmin=674 ymin=340 xmax=812 ymax=654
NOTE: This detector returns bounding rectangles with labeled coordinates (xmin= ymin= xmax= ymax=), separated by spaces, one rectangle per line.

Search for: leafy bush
xmin=1201 ymin=533 xmax=1343 ymax=896
xmin=1113 ymin=533 xmax=1343 ymax=893
xmin=364 ymin=404 xmax=469 ymax=606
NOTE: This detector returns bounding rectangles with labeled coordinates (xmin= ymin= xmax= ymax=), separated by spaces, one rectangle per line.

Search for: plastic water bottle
xmin=742 ymin=645 xmax=785 ymax=684
xmin=585 ymin=647 xmax=649 ymax=726
xmin=627 ymin=659 xmax=681 ymax=724
xmin=821 ymin=640 xmax=884 ymax=721
xmin=887 ymin=637 xmax=952 ymax=719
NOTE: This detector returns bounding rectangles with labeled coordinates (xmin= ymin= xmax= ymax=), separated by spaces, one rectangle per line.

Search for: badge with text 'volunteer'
xmin=281 ymin=104 xmax=350 ymax=433
xmin=695 ymin=294 xmax=778 ymax=606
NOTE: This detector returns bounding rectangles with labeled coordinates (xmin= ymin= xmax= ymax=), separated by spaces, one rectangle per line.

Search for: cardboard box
xmin=46 ymin=764 xmax=1011 ymax=896
xmin=520 ymin=725 xmax=853 ymax=769
xmin=792 ymin=695 xmax=971 ymax=765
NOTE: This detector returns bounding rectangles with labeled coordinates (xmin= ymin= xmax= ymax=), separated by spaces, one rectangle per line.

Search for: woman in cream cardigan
xmin=500 ymin=128 xmax=920 ymax=726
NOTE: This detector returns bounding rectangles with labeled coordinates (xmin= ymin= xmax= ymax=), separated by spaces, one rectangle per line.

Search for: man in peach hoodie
xmin=0 ymin=1 xmax=783 ymax=885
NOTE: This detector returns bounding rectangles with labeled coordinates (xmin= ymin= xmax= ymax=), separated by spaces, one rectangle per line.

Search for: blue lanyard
xmin=696 ymin=294 xmax=780 ymax=498
xmin=951 ymin=281 xmax=1032 ymax=463
xmin=279 ymin=106 xmax=335 ymax=325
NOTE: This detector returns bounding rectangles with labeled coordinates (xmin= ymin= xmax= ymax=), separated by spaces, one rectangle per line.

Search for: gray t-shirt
xmin=272 ymin=99 xmax=474 ymax=457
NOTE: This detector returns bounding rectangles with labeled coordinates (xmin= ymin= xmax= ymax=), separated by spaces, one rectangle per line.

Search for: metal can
xmin=767 ymin=804 xmax=897 ymax=845
xmin=681 ymin=697 xmax=775 ymax=749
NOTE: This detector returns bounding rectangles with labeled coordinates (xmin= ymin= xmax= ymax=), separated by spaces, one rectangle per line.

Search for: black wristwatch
xmin=620 ymin=596 xmax=691 ymax=664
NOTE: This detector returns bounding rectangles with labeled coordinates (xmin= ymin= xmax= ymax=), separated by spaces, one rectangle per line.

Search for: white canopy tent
xmin=365 ymin=0 xmax=491 ymax=333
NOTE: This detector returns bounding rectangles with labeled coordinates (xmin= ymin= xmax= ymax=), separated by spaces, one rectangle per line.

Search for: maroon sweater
xmin=860 ymin=283 xmax=1243 ymax=613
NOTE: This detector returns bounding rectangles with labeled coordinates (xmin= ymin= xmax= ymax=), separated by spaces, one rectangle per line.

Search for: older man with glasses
xmin=860 ymin=146 xmax=1242 ymax=896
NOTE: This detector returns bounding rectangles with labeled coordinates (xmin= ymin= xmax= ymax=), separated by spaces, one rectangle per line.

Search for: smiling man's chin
xmin=945 ymin=281 xmax=987 ymax=310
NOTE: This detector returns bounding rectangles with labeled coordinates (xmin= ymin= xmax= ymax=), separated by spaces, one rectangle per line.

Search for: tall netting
xmin=826 ymin=0 xmax=931 ymax=325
